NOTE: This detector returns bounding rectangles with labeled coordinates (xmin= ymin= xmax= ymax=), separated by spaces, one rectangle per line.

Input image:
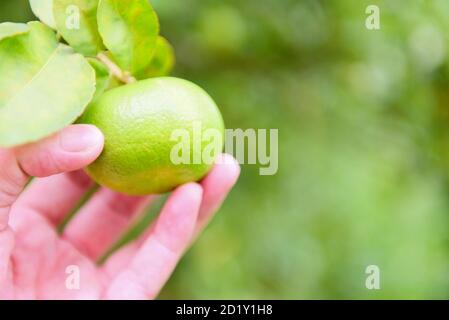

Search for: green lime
xmin=78 ymin=77 xmax=225 ymax=195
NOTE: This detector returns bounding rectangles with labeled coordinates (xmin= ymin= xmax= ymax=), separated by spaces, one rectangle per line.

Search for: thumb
xmin=0 ymin=124 xmax=104 ymax=230
xmin=15 ymin=124 xmax=104 ymax=177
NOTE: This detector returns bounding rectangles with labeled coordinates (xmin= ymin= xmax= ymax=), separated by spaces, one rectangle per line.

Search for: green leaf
xmin=0 ymin=21 xmax=96 ymax=147
xmin=136 ymin=36 xmax=175 ymax=79
xmin=87 ymin=57 xmax=111 ymax=100
xmin=29 ymin=0 xmax=57 ymax=29
xmin=97 ymin=0 xmax=159 ymax=75
xmin=0 ymin=22 xmax=58 ymax=106
xmin=0 ymin=22 xmax=30 ymax=40
xmin=53 ymin=0 xmax=104 ymax=56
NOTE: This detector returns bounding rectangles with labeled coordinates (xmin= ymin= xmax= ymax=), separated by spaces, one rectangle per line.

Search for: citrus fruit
xmin=78 ymin=77 xmax=225 ymax=195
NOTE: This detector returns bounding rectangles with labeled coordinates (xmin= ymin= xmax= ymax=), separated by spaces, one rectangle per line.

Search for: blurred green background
xmin=5 ymin=0 xmax=449 ymax=299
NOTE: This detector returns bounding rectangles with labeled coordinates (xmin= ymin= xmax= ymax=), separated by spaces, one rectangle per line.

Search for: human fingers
xmin=14 ymin=170 xmax=95 ymax=227
xmin=15 ymin=124 xmax=104 ymax=177
xmin=62 ymin=188 xmax=153 ymax=261
xmin=195 ymin=153 xmax=240 ymax=237
xmin=104 ymin=183 xmax=202 ymax=299
xmin=6 ymin=124 xmax=103 ymax=231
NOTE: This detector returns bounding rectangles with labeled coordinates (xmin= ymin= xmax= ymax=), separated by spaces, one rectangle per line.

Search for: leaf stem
xmin=97 ymin=53 xmax=137 ymax=84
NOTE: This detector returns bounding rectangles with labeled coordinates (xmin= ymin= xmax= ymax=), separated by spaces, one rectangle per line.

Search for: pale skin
xmin=0 ymin=124 xmax=240 ymax=299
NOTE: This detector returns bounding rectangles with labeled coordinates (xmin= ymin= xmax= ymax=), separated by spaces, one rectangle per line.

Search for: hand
xmin=0 ymin=124 xmax=240 ymax=299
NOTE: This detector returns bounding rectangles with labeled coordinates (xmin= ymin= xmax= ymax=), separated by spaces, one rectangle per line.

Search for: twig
xmin=97 ymin=52 xmax=137 ymax=84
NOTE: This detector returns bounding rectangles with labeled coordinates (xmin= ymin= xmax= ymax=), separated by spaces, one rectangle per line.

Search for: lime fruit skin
xmin=78 ymin=77 xmax=225 ymax=195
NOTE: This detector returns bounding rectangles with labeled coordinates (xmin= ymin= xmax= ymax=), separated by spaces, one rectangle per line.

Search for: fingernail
xmin=59 ymin=125 xmax=104 ymax=152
